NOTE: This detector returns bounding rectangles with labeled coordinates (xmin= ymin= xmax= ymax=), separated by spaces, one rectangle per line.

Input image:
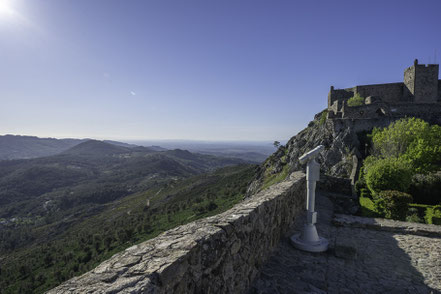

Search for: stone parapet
xmin=48 ymin=172 xmax=306 ymax=294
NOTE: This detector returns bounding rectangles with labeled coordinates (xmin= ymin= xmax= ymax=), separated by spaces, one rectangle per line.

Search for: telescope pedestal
xmin=290 ymin=224 xmax=328 ymax=253
xmin=291 ymin=153 xmax=328 ymax=253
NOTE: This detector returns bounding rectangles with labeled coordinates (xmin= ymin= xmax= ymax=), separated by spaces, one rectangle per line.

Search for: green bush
xmin=406 ymin=208 xmax=423 ymax=223
xmin=365 ymin=157 xmax=413 ymax=197
xmin=376 ymin=190 xmax=413 ymax=220
xmin=433 ymin=206 xmax=441 ymax=225
xmin=347 ymin=93 xmax=364 ymax=107
xmin=359 ymin=196 xmax=379 ymax=217
xmin=425 ymin=205 xmax=441 ymax=225
xmin=355 ymin=166 xmax=371 ymax=198
xmin=370 ymin=118 xmax=441 ymax=172
xmin=360 ymin=188 xmax=371 ymax=198
xmin=409 ymin=172 xmax=441 ymax=205
xmin=373 ymin=198 xmax=386 ymax=217
xmin=406 ymin=214 xmax=423 ymax=223
xmin=319 ymin=110 xmax=328 ymax=125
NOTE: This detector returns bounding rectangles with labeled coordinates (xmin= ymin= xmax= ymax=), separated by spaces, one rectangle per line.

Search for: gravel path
xmin=249 ymin=192 xmax=441 ymax=294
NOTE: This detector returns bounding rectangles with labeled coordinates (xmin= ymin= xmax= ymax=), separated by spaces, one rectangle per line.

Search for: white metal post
xmin=291 ymin=145 xmax=328 ymax=252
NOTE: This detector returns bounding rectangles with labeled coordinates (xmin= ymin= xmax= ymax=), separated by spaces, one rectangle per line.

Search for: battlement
xmin=328 ymin=60 xmax=441 ymax=121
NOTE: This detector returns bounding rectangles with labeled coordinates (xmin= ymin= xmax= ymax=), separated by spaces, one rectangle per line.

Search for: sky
xmin=1 ymin=0 xmax=440 ymax=141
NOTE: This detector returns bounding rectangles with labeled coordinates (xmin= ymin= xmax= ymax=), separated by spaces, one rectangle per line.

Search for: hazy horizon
xmin=0 ymin=132 xmax=278 ymax=144
xmin=1 ymin=0 xmax=440 ymax=141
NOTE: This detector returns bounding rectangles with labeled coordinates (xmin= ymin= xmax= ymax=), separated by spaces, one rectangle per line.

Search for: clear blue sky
xmin=1 ymin=0 xmax=440 ymax=141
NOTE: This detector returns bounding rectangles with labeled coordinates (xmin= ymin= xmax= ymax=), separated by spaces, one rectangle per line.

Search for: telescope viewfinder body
xmin=298 ymin=145 xmax=324 ymax=164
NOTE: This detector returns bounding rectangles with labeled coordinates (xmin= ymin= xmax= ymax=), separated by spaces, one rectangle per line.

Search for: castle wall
xmin=439 ymin=80 xmax=441 ymax=101
xmin=414 ymin=64 xmax=439 ymax=103
xmin=354 ymin=83 xmax=404 ymax=103
xmin=389 ymin=103 xmax=441 ymax=124
xmin=48 ymin=173 xmax=306 ymax=294
xmin=404 ymin=65 xmax=416 ymax=101
xmin=328 ymin=87 xmax=354 ymax=109
xmin=329 ymin=61 xmax=440 ymax=115
xmin=339 ymin=103 xmax=441 ymax=128
xmin=341 ymin=103 xmax=389 ymax=119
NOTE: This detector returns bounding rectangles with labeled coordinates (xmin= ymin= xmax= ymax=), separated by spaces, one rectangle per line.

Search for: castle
xmin=327 ymin=59 xmax=441 ymax=122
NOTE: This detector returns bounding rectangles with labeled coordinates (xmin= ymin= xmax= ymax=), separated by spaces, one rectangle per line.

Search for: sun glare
xmin=0 ymin=0 xmax=15 ymax=17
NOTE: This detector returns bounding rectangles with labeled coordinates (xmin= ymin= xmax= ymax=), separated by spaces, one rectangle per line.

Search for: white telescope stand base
xmin=290 ymin=224 xmax=329 ymax=253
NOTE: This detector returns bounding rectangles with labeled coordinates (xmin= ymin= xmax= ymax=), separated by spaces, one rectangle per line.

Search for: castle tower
xmin=403 ymin=59 xmax=439 ymax=103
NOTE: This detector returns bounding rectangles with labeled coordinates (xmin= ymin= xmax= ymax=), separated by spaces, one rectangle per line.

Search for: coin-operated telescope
xmin=291 ymin=145 xmax=328 ymax=252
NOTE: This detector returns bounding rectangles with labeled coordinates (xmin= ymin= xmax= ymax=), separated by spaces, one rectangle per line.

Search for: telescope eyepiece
xmin=298 ymin=145 xmax=324 ymax=164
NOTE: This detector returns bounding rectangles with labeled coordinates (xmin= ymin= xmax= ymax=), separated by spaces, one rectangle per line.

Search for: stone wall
xmin=340 ymin=103 xmax=388 ymax=119
xmin=338 ymin=102 xmax=441 ymax=125
xmin=48 ymin=172 xmax=306 ymax=294
xmin=414 ymin=64 xmax=439 ymax=103
xmin=328 ymin=87 xmax=354 ymax=109
xmin=439 ymin=80 xmax=441 ymax=101
xmin=404 ymin=64 xmax=416 ymax=101
xmin=354 ymin=82 xmax=403 ymax=104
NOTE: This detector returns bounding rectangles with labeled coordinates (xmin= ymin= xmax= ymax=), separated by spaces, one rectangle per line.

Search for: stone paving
xmin=249 ymin=192 xmax=441 ymax=294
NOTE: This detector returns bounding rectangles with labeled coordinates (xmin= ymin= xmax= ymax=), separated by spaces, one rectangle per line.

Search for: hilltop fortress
xmin=328 ymin=59 xmax=441 ymax=123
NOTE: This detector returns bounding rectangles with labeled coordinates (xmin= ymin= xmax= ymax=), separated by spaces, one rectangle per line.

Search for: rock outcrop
xmin=247 ymin=110 xmax=362 ymax=197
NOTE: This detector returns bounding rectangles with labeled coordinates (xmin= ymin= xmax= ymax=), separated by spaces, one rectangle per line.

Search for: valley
xmin=0 ymin=139 xmax=256 ymax=293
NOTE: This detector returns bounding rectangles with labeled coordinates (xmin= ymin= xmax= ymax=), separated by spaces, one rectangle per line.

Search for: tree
xmin=370 ymin=118 xmax=441 ymax=172
xmin=273 ymin=141 xmax=281 ymax=149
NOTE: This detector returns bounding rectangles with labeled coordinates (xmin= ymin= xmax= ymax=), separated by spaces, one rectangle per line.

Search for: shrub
xmin=355 ymin=166 xmax=371 ymax=198
xmin=359 ymin=196 xmax=379 ymax=217
xmin=425 ymin=205 xmax=441 ymax=225
xmin=409 ymin=172 xmax=441 ymax=205
xmin=433 ymin=206 xmax=441 ymax=225
xmin=406 ymin=208 xmax=423 ymax=223
xmin=373 ymin=198 xmax=386 ymax=217
xmin=376 ymin=190 xmax=413 ymax=220
xmin=319 ymin=110 xmax=328 ymax=125
xmin=370 ymin=118 xmax=441 ymax=172
xmin=347 ymin=93 xmax=364 ymax=107
xmin=365 ymin=157 xmax=413 ymax=197
xmin=360 ymin=188 xmax=371 ymax=198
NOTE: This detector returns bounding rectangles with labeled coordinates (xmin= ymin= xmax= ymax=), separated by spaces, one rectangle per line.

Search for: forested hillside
xmin=0 ymin=140 xmax=255 ymax=293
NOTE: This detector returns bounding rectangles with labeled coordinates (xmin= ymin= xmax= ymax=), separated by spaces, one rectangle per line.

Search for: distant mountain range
xmin=0 ymin=139 xmax=244 ymax=217
xmin=0 ymin=135 xmax=169 ymax=161
xmin=129 ymin=140 xmax=276 ymax=163
xmin=0 ymin=135 xmax=272 ymax=162
xmin=0 ymin=135 xmax=86 ymax=160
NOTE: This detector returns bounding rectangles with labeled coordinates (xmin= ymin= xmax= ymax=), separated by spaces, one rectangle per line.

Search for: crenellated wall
xmin=48 ymin=172 xmax=306 ymax=294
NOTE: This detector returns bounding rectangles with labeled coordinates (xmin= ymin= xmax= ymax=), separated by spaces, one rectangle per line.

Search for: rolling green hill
xmin=0 ymin=164 xmax=256 ymax=294
xmin=0 ymin=139 xmax=256 ymax=293
xmin=0 ymin=140 xmax=244 ymax=218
